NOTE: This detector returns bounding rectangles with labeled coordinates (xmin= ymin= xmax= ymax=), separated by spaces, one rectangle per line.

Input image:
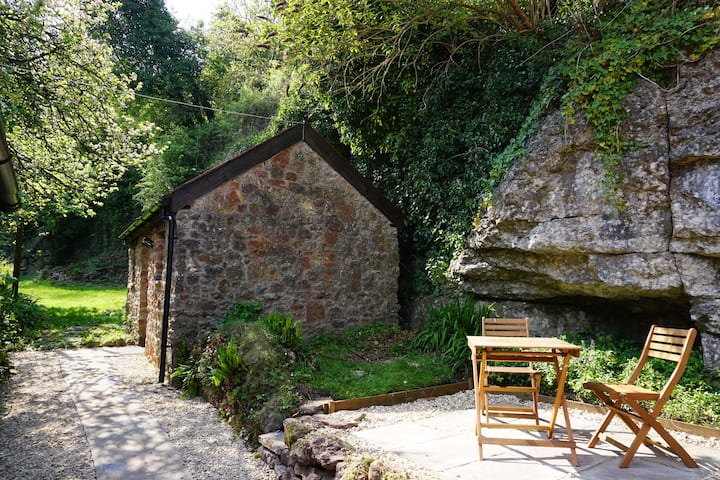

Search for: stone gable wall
xmin=164 ymin=142 xmax=399 ymax=364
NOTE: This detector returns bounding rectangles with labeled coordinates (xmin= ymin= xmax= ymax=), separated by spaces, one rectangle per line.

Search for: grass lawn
xmin=18 ymin=278 xmax=132 ymax=350
xmin=295 ymin=323 xmax=455 ymax=399
xmin=20 ymin=279 xmax=127 ymax=309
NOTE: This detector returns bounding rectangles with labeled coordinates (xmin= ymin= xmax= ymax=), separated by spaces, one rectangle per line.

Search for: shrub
xmin=220 ymin=300 xmax=264 ymax=333
xmin=259 ymin=310 xmax=304 ymax=352
xmin=219 ymin=301 xmax=303 ymax=351
xmin=534 ymin=332 xmax=720 ymax=427
xmin=412 ymin=296 xmax=496 ymax=376
xmin=0 ymin=283 xmax=46 ymax=372
xmin=172 ymin=306 xmax=302 ymax=442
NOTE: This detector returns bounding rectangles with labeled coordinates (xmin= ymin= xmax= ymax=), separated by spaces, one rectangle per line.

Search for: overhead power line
xmin=0 ymin=62 xmax=292 ymax=124
xmin=134 ymin=92 xmax=278 ymax=121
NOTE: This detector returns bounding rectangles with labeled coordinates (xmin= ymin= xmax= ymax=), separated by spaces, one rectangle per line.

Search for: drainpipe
xmin=158 ymin=208 xmax=176 ymax=383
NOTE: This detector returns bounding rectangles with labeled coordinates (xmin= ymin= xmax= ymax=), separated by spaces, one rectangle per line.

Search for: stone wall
xmin=259 ymin=412 xmax=407 ymax=479
xmin=164 ymin=142 xmax=400 ymax=365
xmin=127 ymin=221 xmax=169 ymax=368
xmin=450 ymin=50 xmax=720 ymax=369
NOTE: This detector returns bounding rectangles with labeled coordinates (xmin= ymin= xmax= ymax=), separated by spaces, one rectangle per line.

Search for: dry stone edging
xmin=259 ymin=412 xmax=408 ymax=480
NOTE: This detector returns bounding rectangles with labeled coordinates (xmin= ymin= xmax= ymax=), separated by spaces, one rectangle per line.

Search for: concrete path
xmin=354 ymin=404 xmax=720 ymax=479
xmin=58 ymin=347 xmax=191 ymax=480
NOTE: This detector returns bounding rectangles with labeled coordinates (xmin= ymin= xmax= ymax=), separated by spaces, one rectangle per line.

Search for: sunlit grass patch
xmin=16 ymin=279 xmax=131 ymax=350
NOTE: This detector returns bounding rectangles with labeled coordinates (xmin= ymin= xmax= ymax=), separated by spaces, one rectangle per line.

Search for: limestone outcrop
xmin=450 ymin=49 xmax=720 ymax=370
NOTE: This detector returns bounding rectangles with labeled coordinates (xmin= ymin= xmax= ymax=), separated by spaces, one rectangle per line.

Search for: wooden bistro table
xmin=467 ymin=335 xmax=582 ymax=465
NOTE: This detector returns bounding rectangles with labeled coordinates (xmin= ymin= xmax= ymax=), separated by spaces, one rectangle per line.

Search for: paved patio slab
xmin=353 ymin=404 xmax=720 ymax=479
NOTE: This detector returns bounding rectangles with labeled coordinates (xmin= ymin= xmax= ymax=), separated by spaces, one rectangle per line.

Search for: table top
xmin=467 ymin=335 xmax=581 ymax=355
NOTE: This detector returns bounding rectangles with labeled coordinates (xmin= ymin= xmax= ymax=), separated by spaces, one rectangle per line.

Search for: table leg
xmin=551 ymin=353 xmax=579 ymax=466
xmin=470 ymin=347 xmax=484 ymax=460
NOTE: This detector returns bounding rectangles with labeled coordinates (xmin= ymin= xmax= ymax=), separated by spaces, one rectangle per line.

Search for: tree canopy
xmin=0 ymin=0 xmax=157 ymax=228
xmin=4 ymin=0 xmax=718 ymax=289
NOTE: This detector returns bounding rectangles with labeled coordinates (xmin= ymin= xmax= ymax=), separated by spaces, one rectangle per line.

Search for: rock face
xmin=450 ymin=49 xmax=720 ymax=370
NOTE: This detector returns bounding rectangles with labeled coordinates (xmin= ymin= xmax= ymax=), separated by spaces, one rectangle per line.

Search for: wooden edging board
xmin=323 ymin=380 xmax=472 ymax=413
xmin=322 ymin=382 xmax=720 ymax=440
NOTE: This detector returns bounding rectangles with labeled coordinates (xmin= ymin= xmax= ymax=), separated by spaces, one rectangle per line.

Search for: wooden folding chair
xmin=583 ymin=325 xmax=698 ymax=468
xmin=481 ymin=317 xmax=541 ymax=424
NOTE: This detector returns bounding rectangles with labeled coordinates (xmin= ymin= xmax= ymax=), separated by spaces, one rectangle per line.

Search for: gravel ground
xmin=1 ymin=348 xmax=719 ymax=480
xmin=0 ymin=348 xmax=273 ymax=480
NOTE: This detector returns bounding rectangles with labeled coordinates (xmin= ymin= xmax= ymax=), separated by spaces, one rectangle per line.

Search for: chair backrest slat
xmin=649 ymin=348 xmax=683 ymax=362
xmin=625 ymin=325 xmax=697 ymax=408
xmin=648 ymin=329 xmax=692 ymax=360
xmin=482 ymin=317 xmax=530 ymax=337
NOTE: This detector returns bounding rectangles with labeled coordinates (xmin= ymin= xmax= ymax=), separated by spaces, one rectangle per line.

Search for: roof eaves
xmin=118 ymin=202 xmax=163 ymax=241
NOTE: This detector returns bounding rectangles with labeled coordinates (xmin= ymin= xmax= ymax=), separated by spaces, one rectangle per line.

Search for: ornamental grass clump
xmin=412 ymin=296 xmax=496 ymax=376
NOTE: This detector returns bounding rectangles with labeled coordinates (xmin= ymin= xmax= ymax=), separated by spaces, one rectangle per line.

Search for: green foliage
xmin=218 ymin=301 xmax=303 ymax=351
xmin=559 ymin=0 xmax=720 ymax=203
xmin=220 ymin=301 xmax=264 ymax=332
xmin=173 ymin=309 xmax=301 ymax=442
xmin=0 ymin=272 xmax=45 ymax=379
xmin=102 ymin=0 xmax=207 ymax=127
xmin=0 ymin=285 xmax=44 ymax=352
xmin=258 ymin=311 xmax=304 ymax=352
xmin=133 ymin=100 xmax=275 ymax=208
xmin=412 ymin=297 xmax=496 ymax=376
xmin=295 ymin=323 xmax=452 ymax=399
xmin=0 ymin=0 xmax=157 ymax=227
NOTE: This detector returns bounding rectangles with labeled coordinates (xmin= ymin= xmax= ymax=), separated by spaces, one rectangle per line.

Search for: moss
xmin=283 ymin=419 xmax=314 ymax=447
xmin=337 ymin=456 xmax=373 ymax=480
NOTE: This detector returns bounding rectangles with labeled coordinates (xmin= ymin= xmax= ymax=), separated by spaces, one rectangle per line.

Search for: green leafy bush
xmin=220 ymin=301 xmax=264 ymax=333
xmin=219 ymin=301 xmax=304 ymax=351
xmin=534 ymin=332 xmax=720 ymax=427
xmin=172 ymin=305 xmax=302 ymax=442
xmin=259 ymin=310 xmax=304 ymax=352
xmin=412 ymin=297 xmax=496 ymax=376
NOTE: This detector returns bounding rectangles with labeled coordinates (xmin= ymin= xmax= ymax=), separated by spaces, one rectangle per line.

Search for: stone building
xmin=121 ymin=124 xmax=405 ymax=380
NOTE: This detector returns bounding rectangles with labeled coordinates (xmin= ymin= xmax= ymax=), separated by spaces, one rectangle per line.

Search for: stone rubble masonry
xmin=450 ymin=49 xmax=720 ymax=370
xmin=259 ymin=413 xmax=408 ymax=480
xmin=127 ymin=141 xmax=400 ymax=369
xmin=127 ymin=222 xmax=168 ymax=367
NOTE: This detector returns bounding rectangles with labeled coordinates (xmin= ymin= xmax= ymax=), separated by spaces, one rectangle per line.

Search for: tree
xmin=0 ymin=0 xmax=157 ymax=274
xmin=102 ymin=0 xmax=209 ymax=127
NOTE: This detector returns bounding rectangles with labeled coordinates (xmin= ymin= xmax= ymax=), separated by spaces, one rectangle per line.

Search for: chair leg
xmin=619 ymin=422 xmax=652 ymax=468
xmin=532 ymin=372 xmax=541 ymax=425
xmin=624 ymin=399 xmax=699 ymax=468
xmin=588 ymin=408 xmax=616 ymax=448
